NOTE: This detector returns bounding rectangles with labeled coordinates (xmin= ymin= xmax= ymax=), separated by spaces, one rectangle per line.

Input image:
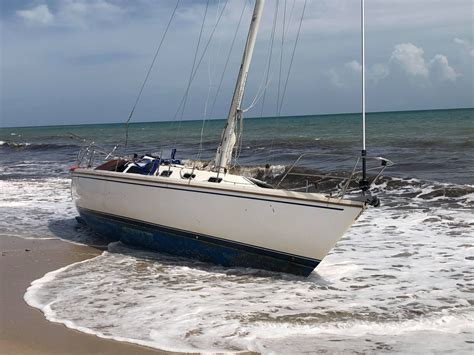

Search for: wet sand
xmin=0 ymin=235 xmax=172 ymax=354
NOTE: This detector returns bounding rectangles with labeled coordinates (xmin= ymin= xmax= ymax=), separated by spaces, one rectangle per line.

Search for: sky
xmin=0 ymin=0 xmax=473 ymax=127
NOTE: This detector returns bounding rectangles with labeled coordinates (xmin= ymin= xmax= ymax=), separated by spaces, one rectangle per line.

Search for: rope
xmin=232 ymin=110 xmax=244 ymax=166
xmin=124 ymin=0 xmax=180 ymax=149
xmin=241 ymin=79 xmax=271 ymax=113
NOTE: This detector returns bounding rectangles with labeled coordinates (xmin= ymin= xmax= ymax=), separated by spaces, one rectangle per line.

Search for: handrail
xmin=275 ymin=152 xmax=394 ymax=199
xmin=76 ymin=142 xmax=121 ymax=168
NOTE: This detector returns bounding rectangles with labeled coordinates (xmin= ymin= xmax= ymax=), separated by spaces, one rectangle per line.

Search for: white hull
xmin=72 ymin=168 xmax=364 ymax=275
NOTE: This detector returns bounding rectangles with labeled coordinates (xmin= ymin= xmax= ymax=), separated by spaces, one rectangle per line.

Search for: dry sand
xmin=0 ymin=235 xmax=173 ymax=354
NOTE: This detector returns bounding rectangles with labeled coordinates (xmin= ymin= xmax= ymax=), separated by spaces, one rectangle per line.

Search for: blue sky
xmin=1 ymin=0 xmax=473 ymax=127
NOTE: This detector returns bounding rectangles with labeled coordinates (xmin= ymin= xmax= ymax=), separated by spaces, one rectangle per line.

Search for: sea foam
xmin=23 ymin=180 xmax=474 ymax=353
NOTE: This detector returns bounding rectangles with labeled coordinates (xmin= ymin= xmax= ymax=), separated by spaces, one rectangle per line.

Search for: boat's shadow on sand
xmin=48 ymin=217 xmax=116 ymax=250
xmin=47 ymin=217 xmax=330 ymax=285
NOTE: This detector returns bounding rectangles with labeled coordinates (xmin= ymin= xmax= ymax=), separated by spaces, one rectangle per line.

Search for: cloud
xmin=330 ymin=60 xmax=390 ymax=88
xmin=326 ymin=68 xmax=345 ymax=88
xmin=16 ymin=0 xmax=126 ymax=29
xmin=369 ymin=64 xmax=390 ymax=83
xmin=327 ymin=60 xmax=363 ymax=88
xmin=390 ymin=43 xmax=458 ymax=82
xmin=390 ymin=43 xmax=429 ymax=78
xmin=344 ymin=60 xmax=390 ymax=83
xmin=17 ymin=4 xmax=54 ymax=25
xmin=329 ymin=43 xmax=457 ymax=89
xmin=454 ymin=37 xmax=474 ymax=58
xmin=345 ymin=60 xmax=362 ymax=73
xmin=302 ymin=0 xmax=472 ymax=38
xmin=429 ymin=55 xmax=458 ymax=82
xmin=59 ymin=0 xmax=126 ymax=29
xmin=454 ymin=37 xmax=469 ymax=46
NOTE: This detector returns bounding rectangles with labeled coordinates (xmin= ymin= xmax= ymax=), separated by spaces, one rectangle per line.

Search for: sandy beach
xmin=0 ymin=235 xmax=170 ymax=354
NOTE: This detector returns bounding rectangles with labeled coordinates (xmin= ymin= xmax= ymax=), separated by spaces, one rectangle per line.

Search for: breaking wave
xmin=0 ymin=141 xmax=79 ymax=151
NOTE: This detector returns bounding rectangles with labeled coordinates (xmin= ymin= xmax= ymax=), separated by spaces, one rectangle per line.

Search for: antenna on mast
xmin=360 ymin=0 xmax=369 ymax=192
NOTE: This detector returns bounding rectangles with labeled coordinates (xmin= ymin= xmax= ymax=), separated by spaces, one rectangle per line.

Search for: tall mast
xmin=214 ymin=0 xmax=266 ymax=171
xmin=360 ymin=0 xmax=369 ymax=192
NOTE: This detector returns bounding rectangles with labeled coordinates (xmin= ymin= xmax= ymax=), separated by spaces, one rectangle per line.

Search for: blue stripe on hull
xmin=78 ymin=208 xmax=319 ymax=276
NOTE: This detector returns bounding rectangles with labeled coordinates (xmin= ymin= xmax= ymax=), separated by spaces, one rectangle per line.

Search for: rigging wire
xmin=198 ymin=0 xmax=222 ymax=161
xmin=242 ymin=1 xmax=281 ymax=114
xmin=277 ymin=0 xmax=287 ymax=115
xmin=267 ymin=0 xmax=289 ymax=165
xmin=264 ymin=0 xmax=305 ymax=167
xmin=207 ymin=0 xmax=248 ymax=119
xmin=124 ymin=0 xmax=180 ymax=149
xmin=171 ymin=0 xmax=230 ymax=122
xmin=197 ymin=0 xmax=247 ymax=161
xmin=284 ymin=0 xmax=296 ymax=38
xmin=170 ymin=0 xmax=230 ymax=148
xmin=234 ymin=0 xmax=278 ymax=165
xmin=236 ymin=0 xmax=285 ymax=166
xmin=278 ymin=0 xmax=307 ymax=115
xmin=172 ymin=0 xmax=211 ymax=148
xmin=238 ymin=0 xmax=300 ymax=165
xmin=260 ymin=0 xmax=280 ymax=118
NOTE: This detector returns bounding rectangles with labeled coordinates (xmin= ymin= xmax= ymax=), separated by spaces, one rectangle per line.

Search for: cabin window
xmin=183 ymin=173 xmax=196 ymax=179
xmin=208 ymin=177 xmax=222 ymax=183
xmin=160 ymin=170 xmax=173 ymax=177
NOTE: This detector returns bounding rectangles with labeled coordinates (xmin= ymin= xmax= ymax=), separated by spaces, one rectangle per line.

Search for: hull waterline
xmin=78 ymin=207 xmax=320 ymax=276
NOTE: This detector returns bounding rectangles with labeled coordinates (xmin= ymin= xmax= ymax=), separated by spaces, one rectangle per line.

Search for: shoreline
xmin=0 ymin=235 xmax=173 ymax=354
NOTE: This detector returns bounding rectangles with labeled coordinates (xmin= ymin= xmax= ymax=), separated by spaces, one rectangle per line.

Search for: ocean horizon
xmin=1 ymin=106 xmax=472 ymax=129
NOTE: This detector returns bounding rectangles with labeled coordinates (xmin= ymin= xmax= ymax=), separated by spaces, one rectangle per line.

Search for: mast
xmin=360 ymin=0 xmax=369 ymax=192
xmin=214 ymin=0 xmax=266 ymax=171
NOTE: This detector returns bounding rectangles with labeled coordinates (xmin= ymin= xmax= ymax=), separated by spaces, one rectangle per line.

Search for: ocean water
xmin=1 ymin=108 xmax=473 ymax=353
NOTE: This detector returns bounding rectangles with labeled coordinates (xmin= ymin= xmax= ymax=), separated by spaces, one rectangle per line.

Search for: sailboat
xmin=71 ymin=0 xmax=391 ymax=276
